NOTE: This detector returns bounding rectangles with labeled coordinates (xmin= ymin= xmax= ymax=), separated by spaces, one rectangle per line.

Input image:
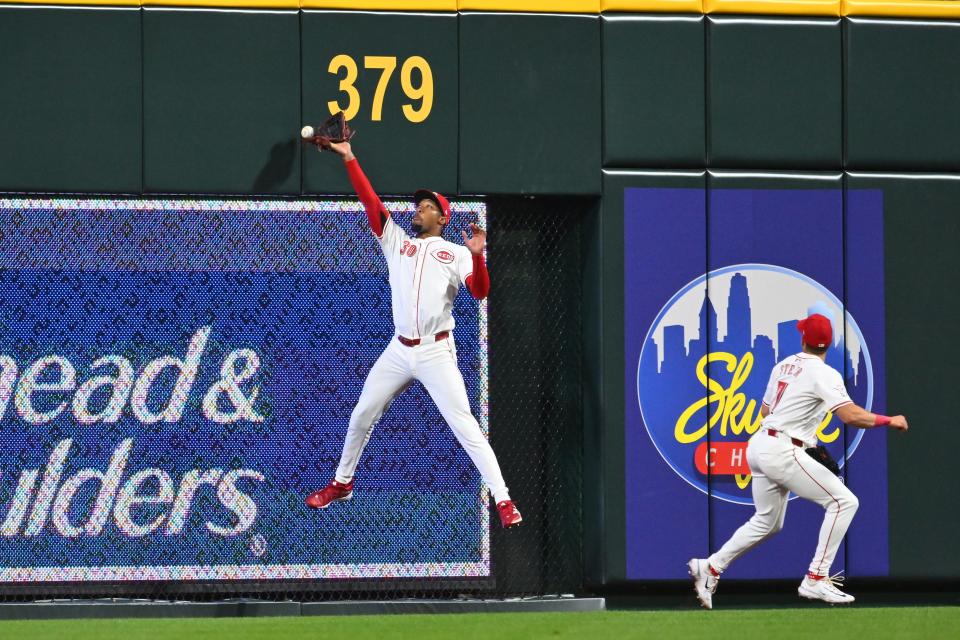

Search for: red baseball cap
xmin=413 ymin=189 xmax=451 ymax=220
xmin=797 ymin=313 xmax=833 ymax=349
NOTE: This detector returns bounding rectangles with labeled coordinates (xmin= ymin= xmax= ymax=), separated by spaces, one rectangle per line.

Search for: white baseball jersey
xmin=377 ymin=214 xmax=475 ymax=339
xmin=761 ymin=353 xmax=852 ymax=446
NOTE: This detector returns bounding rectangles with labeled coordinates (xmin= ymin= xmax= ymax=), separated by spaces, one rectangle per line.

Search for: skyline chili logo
xmin=636 ymin=264 xmax=874 ymax=504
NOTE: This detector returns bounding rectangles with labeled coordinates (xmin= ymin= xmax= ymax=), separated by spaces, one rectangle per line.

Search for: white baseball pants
xmin=708 ymin=430 xmax=859 ymax=577
xmin=334 ymin=336 xmax=511 ymax=503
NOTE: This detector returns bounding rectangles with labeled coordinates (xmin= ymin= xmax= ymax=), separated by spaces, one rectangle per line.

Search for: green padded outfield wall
xmin=707 ymin=16 xmax=842 ymax=168
xmin=592 ymin=11 xmax=960 ymax=585
xmin=847 ymin=174 xmax=960 ymax=579
xmin=459 ymin=12 xmax=602 ymax=195
xmin=846 ymin=18 xmax=960 ymax=170
xmin=142 ymin=9 xmax=301 ymax=194
xmin=602 ymin=15 xmax=705 ymax=167
xmin=1 ymin=3 xmax=959 ymax=587
xmin=0 ymin=7 xmax=141 ymax=193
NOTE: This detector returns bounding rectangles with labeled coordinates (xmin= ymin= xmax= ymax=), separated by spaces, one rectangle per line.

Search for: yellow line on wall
xmin=602 ymin=0 xmax=703 ymax=13
xmin=301 ymin=0 xmax=456 ymax=10
xmin=704 ymin=0 xmax=841 ymax=16
xmin=843 ymin=0 xmax=960 ymax=18
xmin=140 ymin=0 xmax=298 ymax=7
xmin=0 ymin=0 xmax=959 ymax=19
xmin=458 ymin=0 xmax=599 ymax=11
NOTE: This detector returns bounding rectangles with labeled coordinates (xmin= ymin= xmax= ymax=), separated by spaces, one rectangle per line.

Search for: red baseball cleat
xmin=497 ymin=500 xmax=523 ymax=528
xmin=305 ymin=479 xmax=354 ymax=509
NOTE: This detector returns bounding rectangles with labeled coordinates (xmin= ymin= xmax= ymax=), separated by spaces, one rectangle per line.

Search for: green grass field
xmin=1 ymin=608 xmax=958 ymax=640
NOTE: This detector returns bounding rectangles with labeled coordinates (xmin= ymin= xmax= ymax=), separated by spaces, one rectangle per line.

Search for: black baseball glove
xmin=805 ymin=445 xmax=841 ymax=476
xmin=303 ymin=111 xmax=355 ymax=150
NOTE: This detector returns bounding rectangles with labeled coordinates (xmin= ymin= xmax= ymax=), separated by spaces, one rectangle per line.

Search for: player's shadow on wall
xmin=253 ymin=139 xmax=297 ymax=194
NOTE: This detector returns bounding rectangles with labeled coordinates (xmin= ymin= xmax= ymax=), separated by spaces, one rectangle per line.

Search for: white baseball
xmin=301 ymin=125 xmax=314 ymax=139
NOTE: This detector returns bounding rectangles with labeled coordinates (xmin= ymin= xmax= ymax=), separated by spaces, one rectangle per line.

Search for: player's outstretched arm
xmin=835 ymin=403 xmax=909 ymax=431
xmin=326 ymin=141 xmax=389 ymax=236
xmin=462 ymin=223 xmax=490 ymax=300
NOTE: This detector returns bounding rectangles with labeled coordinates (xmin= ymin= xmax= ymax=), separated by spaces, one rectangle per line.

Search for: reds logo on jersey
xmin=431 ymin=249 xmax=455 ymax=264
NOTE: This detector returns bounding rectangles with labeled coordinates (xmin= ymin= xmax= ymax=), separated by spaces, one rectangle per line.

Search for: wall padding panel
xmin=301 ymin=11 xmax=458 ymax=196
xmin=143 ymin=9 xmax=300 ymax=194
xmin=602 ymin=15 xmax=705 ymax=168
xmin=706 ymin=171 xmax=847 ymax=578
xmin=0 ymin=7 xmax=141 ymax=193
xmin=848 ymin=172 xmax=960 ymax=577
xmin=708 ymin=17 xmax=842 ymax=169
xmin=846 ymin=19 xmax=960 ymax=170
xmin=589 ymin=169 xmax=706 ymax=585
xmin=460 ymin=13 xmax=601 ymax=194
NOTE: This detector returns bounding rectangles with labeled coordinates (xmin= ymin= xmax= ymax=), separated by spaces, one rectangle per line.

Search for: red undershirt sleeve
xmin=465 ymin=253 xmax=490 ymax=300
xmin=344 ymin=157 xmax=389 ymax=237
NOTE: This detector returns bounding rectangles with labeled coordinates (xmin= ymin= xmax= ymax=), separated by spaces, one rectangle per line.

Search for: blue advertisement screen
xmin=0 ymin=197 xmax=489 ymax=582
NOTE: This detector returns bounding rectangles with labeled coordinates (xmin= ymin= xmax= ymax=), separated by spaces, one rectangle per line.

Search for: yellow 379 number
xmin=327 ymin=54 xmax=434 ymax=124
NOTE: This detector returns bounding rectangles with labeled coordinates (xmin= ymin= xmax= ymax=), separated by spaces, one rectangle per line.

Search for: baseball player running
xmin=689 ymin=313 xmax=908 ymax=607
xmin=303 ymin=140 xmax=522 ymax=529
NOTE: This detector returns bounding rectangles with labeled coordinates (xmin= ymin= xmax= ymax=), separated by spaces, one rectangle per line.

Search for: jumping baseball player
xmin=689 ymin=313 xmax=908 ymax=607
xmin=303 ymin=140 xmax=522 ymax=529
